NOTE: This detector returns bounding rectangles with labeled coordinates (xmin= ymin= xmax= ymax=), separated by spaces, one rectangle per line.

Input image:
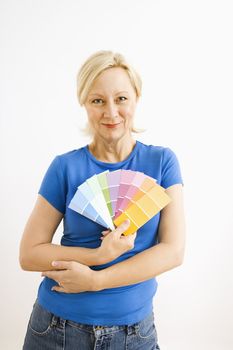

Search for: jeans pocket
xmin=137 ymin=313 xmax=157 ymax=340
xmin=28 ymin=300 xmax=54 ymax=336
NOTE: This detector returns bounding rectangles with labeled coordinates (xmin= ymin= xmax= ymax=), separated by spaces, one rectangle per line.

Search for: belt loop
xmin=59 ymin=318 xmax=66 ymax=329
xmin=51 ymin=315 xmax=66 ymax=329
xmin=127 ymin=324 xmax=139 ymax=335
xmin=51 ymin=315 xmax=58 ymax=327
xmin=134 ymin=324 xmax=139 ymax=334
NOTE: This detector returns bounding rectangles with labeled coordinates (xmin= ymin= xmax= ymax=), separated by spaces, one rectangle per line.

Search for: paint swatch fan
xmin=68 ymin=170 xmax=171 ymax=235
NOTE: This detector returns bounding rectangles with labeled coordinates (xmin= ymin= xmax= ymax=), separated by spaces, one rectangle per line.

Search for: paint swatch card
xmin=68 ymin=169 xmax=171 ymax=235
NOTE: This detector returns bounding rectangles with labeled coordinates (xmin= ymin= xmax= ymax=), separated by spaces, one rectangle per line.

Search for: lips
xmin=102 ymin=123 xmax=121 ymax=128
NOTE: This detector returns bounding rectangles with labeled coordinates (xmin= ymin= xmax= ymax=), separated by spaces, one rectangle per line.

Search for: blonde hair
xmin=76 ymin=50 xmax=146 ymax=135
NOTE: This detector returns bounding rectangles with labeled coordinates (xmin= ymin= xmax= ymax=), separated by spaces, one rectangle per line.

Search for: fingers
xmin=41 ymin=261 xmax=71 ymax=279
xmin=122 ymin=230 xmax=137 ymax=250
xmin=100 ymin=229 xmax=110 ymax=240
xmin=101 ymin=230 xmax=110 ymax=236
xmin=41 ymin=270 xmax=61 ymax=279
xmin=51 ymin=285 xmax=66 ymax=293
xmin=114 ymin=219 xmax=131 ymax=236
xmin=102 ymin=230 xmax=110 ymax=234
xmin=101 ymin=225 xmax=136 ymax=241
xmin=130 ymin=231 xmax=137 ymax=239
xmin=51 ymin=261 xmax=72 ymax=269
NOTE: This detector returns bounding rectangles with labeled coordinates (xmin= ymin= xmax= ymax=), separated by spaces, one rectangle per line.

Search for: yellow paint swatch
xmin=114 ymin=183 xmax=171 ymax=235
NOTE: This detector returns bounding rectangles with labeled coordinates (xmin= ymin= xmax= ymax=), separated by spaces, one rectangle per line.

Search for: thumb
xmin=51 ymin=261 xmax=72 ymax=270
xmin=114 ymin=219 xmax=131 ymax=236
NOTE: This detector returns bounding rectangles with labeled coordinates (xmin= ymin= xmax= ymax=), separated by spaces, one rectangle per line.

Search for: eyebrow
xmin=89 ymin=91 xmax=129 ymax=97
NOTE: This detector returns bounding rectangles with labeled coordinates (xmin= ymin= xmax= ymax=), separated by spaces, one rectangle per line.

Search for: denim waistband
xmin=50 ymin=311 xmax=153 ymax=336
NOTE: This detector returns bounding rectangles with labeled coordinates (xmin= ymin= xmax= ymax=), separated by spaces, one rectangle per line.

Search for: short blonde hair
xmin=76 ymin=50 xmax=145 ymax=135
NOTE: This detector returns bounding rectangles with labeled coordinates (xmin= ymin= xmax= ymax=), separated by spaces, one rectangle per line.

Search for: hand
xmin=41 ymin=260 xmax=98 ymax=293
xmin=97 ymin=219 xmax=137 ymax=264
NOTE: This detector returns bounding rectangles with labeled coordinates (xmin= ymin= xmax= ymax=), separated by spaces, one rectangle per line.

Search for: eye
xmin=118 ymin=96 xmax=127 ymax=102
xmin=92 ymin=99 xmax=104 ymax=104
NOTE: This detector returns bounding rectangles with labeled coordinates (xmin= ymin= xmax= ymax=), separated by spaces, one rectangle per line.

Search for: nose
xmin=103 ymin=101 xmax=119 ymax=118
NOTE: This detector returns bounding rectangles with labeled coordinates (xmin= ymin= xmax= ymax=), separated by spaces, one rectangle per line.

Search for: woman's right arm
xmin=19 ymin=195 xmax=135 ymax=272
xmin=19 ymin=195 xmax=100 ymax=271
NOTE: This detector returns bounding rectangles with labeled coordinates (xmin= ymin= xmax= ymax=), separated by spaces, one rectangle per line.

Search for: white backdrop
xmin=1 ymin=1 xmax=233 ymax=349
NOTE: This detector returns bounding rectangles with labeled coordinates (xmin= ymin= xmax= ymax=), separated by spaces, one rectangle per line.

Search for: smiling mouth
xmin=102 ymin=123 xmax=121 ymax=128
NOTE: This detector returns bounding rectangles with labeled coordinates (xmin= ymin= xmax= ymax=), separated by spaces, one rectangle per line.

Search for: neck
xmin=88 ymin=136 xmax=136 ymax=163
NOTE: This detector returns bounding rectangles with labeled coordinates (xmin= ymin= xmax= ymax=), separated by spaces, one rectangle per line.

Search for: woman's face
xmin=84 ymin=67 xmax=138 ymax=143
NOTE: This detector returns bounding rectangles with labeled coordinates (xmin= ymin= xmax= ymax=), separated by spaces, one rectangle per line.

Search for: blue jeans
xmin=22 ymin=299 xmax=161 ymax=350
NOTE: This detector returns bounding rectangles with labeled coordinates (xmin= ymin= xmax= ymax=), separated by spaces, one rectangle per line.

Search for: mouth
xmin=102 ymin=122 xmax=121 ymax=129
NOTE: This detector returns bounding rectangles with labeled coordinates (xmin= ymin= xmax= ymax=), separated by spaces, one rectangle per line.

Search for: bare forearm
xmin=96 ymin=243 xmax=183 ymax=290
xmin=20 ymin=243 xmax=101 ymax=271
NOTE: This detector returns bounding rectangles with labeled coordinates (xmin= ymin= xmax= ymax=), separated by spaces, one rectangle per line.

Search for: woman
xmin=20 ymin=50 xmax=185 ymax=350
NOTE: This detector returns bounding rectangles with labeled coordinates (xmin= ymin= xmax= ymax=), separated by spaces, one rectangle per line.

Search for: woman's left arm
xmin=42 ymin=184 xmax=185 ymax=293
xmin=96 ymin=183 xmax=186 ymax=289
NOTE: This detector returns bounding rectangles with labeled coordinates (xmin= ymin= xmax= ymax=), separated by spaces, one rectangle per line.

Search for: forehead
xmin=89 ymin=67 xmax=135 ymax=95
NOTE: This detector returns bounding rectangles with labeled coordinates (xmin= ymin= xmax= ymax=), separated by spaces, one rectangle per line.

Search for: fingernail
xmin=52 ymin=261 xmax=58 ymax=266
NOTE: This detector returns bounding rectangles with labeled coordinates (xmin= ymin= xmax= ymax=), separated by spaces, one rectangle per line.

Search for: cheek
xmin=122 ymin=105 xmax=136 ymax=120
xmin=87 ymin=109 xmax=101 ymax=122
xmin=121 ymin=103 xmax=134 ymax=114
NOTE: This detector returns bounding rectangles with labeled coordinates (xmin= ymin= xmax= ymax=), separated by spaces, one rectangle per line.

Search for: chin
xmin=101 ymin=130 xmax=126 ymax=142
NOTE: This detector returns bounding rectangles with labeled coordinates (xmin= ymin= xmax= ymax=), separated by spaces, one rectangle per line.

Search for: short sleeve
xmin=160 ymin=147 xmax=184 ymax=189
xmin=38 ymin=156 xmax=66 ymax=214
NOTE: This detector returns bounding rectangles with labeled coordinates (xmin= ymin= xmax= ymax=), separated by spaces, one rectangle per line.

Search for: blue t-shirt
xmin=37 ymin=140 xmax=184 ymax=326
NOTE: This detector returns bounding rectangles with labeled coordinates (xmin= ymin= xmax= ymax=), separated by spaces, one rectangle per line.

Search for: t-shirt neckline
xmin=83 ymin=140 xmax=140 ymax=169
